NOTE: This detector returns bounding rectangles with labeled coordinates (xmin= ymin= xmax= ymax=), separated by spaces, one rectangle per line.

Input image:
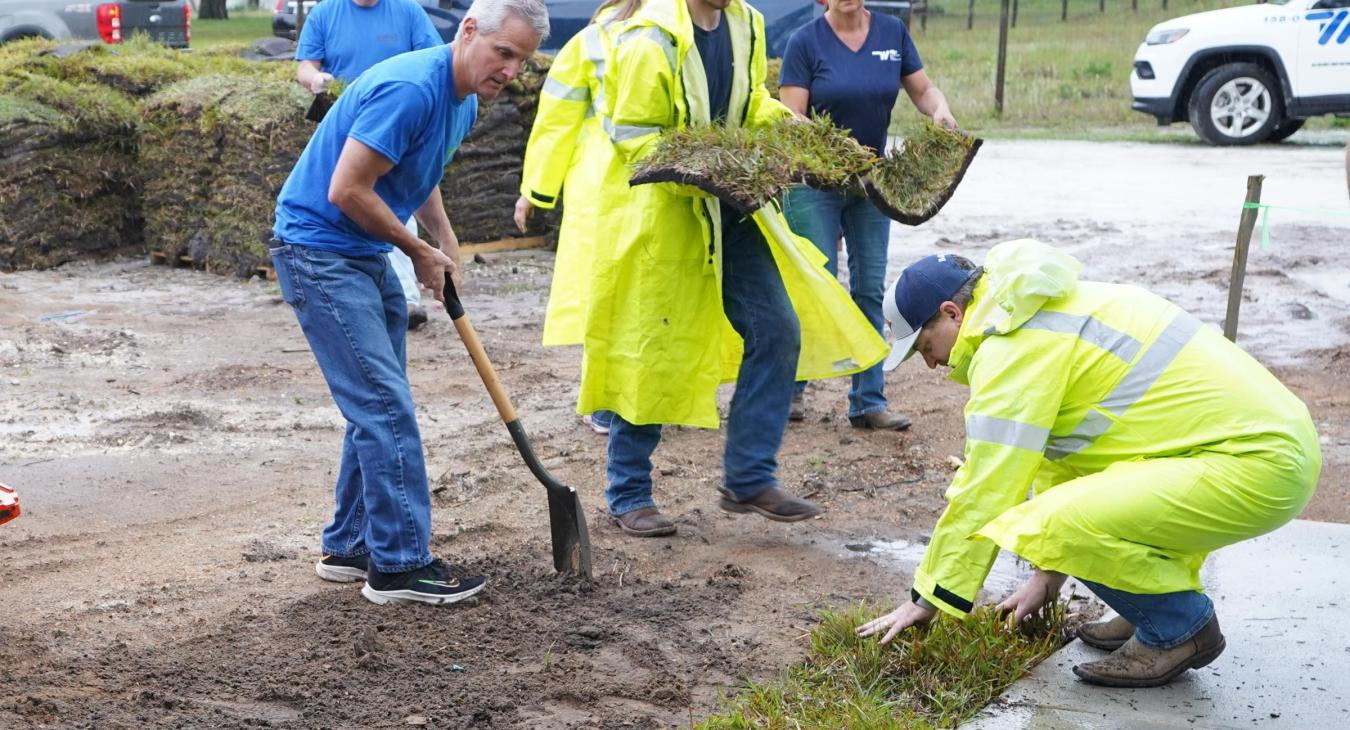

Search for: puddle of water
xmin=839 ymin=538 xmax=1035 ymax=596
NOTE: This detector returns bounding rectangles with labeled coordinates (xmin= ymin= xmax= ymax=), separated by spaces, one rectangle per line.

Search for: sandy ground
xmin=1 ymin=139 xmax=1347 ymax=728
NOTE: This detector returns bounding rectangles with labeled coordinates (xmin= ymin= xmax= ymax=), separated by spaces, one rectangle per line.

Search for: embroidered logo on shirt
xmin=871 ymin=49 xmax=902 ymax=62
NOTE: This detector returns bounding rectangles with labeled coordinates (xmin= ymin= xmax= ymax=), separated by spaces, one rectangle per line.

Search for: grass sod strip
xmin=867 ymin=122 xmax=982 ymax=226
xmin=700 ymin=602 xmax=1068 ymax=729
xmin=629 ymin=119 xmax=877 ymax=215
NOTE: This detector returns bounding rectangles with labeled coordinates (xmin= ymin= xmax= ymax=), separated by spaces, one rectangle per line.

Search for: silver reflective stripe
xmin=1020 ymin=310 xmax=1142 ymax=364
xmin=967 ymin=414 xmax=1049 ymax=452
xmin=1044 ymin=311 xmax=1203 ymax=460
xmin=616 ymin=25 xmax=677 ymax=70
xmin=582 ymin=25 xmax=607 ymax=114
xmin=610 ymin=123 xmax=660 ymax=142
xmin=542 ymin=76 xmax=588 ymax=102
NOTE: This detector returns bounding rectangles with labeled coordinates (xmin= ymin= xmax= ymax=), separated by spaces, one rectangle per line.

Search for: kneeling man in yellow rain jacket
xmin=858 ymin=239 xmax=1321 ymax=688
xmin=565 ymin=0 xmax=888 ymax=537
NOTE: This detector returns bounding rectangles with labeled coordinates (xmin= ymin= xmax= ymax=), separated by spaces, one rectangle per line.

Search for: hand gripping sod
xmin=441 ymin=274 xmax=592 ymax=578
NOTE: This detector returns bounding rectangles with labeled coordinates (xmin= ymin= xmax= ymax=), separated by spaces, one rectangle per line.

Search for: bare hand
xmin=513 ymin=196 xmax=535 ymax=233
xmin=308 ymin=72 xmax=333 ymax=95
xmin=856 ymin=601 xmax=936 ymax=644
xmin=412 ymin=245 xmax=456 ymax=304
xmin=995 ymin=570 xmax=1066 ymax=625
xmin=933 ymin=107 xmax=958 ymax=130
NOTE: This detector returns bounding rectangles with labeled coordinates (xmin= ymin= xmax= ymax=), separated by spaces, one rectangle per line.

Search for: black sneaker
xmin=407 ymin=304 xmax=429 ymax=331
xmin=315 ymin=553 xmax=368 ymax=583
xmin=361 ymin=558 xmax=487 ymax=606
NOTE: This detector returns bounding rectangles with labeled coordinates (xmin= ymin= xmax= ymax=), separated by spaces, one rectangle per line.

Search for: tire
xmin=1268 ymin=117 xmax=1305 ymax=143
xmin=1187 ymin=63 xmax=1284 ymax=146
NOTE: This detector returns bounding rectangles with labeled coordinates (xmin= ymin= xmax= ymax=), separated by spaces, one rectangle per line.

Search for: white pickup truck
xmin=1131 ymin=0 xmax=1350 ymax=144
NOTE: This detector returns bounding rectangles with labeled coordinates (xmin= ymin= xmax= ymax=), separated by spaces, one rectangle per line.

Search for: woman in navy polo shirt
xmin=780 ymin=0 xmax=955 ymax=431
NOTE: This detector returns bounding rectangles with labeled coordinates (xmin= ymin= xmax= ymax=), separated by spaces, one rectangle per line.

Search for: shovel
xmin=440 ymin=273 xmax=592 ymax=579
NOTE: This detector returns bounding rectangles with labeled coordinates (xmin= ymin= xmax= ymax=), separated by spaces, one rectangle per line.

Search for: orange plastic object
xmin=0 ymin=482 xmax=19 ymax=526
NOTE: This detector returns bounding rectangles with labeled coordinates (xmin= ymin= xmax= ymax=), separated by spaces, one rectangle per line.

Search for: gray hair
xmin=457 ymin=0 xmax=550 ymax=41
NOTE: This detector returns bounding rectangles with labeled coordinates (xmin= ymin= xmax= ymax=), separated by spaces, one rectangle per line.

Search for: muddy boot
xmin=718 ymin=486 xmax=820 ymax=522
xmin=788 ymin=392 xmax=805 ymax=422
xmin=609 ymin=507 xmax=676 ymax=537
xmin=1077 ymin=614 xmax=1135 ymax=651
xmin=1072 ymin=615 xmax=1225 ymax=688
xmin=848 ymin=411 xmax=912 ymax=431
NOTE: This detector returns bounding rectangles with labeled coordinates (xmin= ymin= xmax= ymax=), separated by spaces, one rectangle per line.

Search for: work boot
xmin=407 ymin=304 xmax=429 ymax=331
xmin=1072 ymin=615 xmax=1225 ymax=688
xmin=848 ymin=411 xmax=912 ymax=431
xmin=718 ymin=486 xmax=820 ymax=522
xmin=1077 ymin=614 xmax=1135 ymax=651
xmin=788 ymin=392 xmax=805 ymax=422
xmin=609 ymin=507 xmax=676 ymax=537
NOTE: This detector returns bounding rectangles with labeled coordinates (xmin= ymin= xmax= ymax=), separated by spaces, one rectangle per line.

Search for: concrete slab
xmin=964 ymin=520 xmax=1350 ymax=729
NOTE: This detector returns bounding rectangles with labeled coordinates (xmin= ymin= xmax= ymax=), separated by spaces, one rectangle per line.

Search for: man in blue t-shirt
xmin=777 ymin=0 xmax=955 ymax=433
xmin=296 ymin=0 xmax=445 ymax=330
xmin=272 ymin=0 xmax=548 ymax=607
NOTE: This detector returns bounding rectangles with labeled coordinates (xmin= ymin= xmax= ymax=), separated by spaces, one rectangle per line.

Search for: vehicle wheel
xmin=1268 ymin=117 xmax=1305 ymax=143
xmin=1188 ymin=63 xmax=1284 ymax=146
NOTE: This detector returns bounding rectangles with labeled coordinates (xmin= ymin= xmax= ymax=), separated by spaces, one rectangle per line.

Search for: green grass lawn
xmin=190 ymin=9 xmax=276 ymax=49
xmin=892 ymin=0 xmax=1347 ymax=139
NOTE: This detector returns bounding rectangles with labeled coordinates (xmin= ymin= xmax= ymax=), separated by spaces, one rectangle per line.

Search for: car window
xmin=1311 ymin=0 xmax=1350 ymax=8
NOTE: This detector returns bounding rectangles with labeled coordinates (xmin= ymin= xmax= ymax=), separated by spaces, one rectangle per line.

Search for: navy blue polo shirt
xmin=780 ymin=13 xmax=923 ymax=153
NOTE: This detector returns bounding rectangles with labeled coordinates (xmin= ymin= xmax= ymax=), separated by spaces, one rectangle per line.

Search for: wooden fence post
xmin=1061 ymin=0 xmax=1068 ymax=21
xmin=996 ymin=0 xmax=1010 ymax=116
xmin=1011 ymin=0 xmax=1019 ymax=28
xmin=1224 ymin=175 xmax=1265 ymax=342
xmin=968 ymin=0 xmax=976 ymax=29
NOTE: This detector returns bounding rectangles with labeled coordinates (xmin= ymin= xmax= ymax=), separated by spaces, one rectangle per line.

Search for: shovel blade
xmin=547 ymin=485 xmax=592 ymax=578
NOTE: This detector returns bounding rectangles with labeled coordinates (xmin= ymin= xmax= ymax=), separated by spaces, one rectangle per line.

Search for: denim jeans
xmin=605 ymin=213 xmax=802 ymax=515
xmin=387 ymin=216 xmax=422 ymax=306
xmin=270 ymin=242 xmax=433 ymax=574
xmin=591 ymin=410 xmax=615 ymax=429
xmin=782 ymin=186 xmax=890 ymax=418
xmin=1080 ymin=579 xmax=1215 ymax=649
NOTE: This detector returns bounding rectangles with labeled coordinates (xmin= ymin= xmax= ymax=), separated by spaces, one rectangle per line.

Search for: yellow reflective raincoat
xmin=520 ymin=11 xmax=627 ymax=346
xmin=564 ymin=0 xmax=888 ymax=428
xmin=913 ymin=239 xmax=1321 ymax=617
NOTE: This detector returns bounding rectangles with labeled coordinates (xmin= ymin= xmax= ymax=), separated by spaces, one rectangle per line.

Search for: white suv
xmin=1131 ymin=0 xmax=1350 ymax=145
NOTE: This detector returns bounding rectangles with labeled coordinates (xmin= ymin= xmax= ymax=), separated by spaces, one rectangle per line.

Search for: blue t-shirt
xmin=273 ymin=45 xmax=478 ymax=255
xmin=693 ymin=16 xmax=732 ymax=123
xmin=779 ymin=13 xmax=923 ymax=153
xmin=296 ymin=0 xmax=442 ymax=82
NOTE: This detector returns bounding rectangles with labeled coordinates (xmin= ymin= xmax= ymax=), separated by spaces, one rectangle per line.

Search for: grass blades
xmin=867 ymin=121 xmax=982 ymax=225
xmin=700 ymin=602 xmax=1067 ymax=729
xmin=628 ymin=118 xmax=876 ymax=214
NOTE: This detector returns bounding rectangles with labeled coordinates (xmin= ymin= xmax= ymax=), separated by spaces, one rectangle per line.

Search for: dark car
xmin=271 ymin=0 xmax=913 ymax=57
xmin=0 ymin=0 xmax=190 ymax=47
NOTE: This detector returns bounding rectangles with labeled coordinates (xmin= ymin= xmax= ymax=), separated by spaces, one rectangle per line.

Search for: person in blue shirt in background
xmin=779 ymin=0 xmax=955 ymax=431
xmin=272 ymin=0 xmax=548 ymax=606
xmin=295 ymin=0 xmax=445 ymax=331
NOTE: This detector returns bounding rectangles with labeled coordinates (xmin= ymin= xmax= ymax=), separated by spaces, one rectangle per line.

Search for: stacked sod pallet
xmin=141 ymin=75 xmax=309 ymax=276
xmin=0 ymin=56 xmax=141 ymax=270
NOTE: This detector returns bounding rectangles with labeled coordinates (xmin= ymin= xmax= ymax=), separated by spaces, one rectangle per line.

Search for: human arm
xmin=517 ymin=30 xmax=594 ymax=230
xmin=294 ymin=10 xmax=332 ymax=94
xmin=328 ymin=138 xmax=456 ymax=301
xmin=901 ymin=69 xmax=956 ymax=129
xmin=602 ymin=22 xmax=679 ymax=166
xmin=413 ymin=186 xmax=462 ymax=292
xmin=908 ymin=335 xmax=1070 ymax=618
xmin=297 ymin=60 xmax=334 ymax=95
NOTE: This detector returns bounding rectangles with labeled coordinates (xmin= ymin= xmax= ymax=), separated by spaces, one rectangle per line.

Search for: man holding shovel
xmin=858 ymin=240 xmax=1320 ymax=687
xmin=271 ymin=0 xmax=547 ymax=605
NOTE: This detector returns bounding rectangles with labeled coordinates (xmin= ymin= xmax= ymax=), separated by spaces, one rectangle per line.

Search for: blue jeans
xmin=270 ymin=243 xmax=433 ymax=574
xmin=591 ymin=410 xmax=615 ymax=429
xmin=605 ymin=213 xmax=802 ymax=515
xmin=1080 ymin=579 xmax=1215 ymax=649
xmin=782 ymin=186 xmax=890 ymax=418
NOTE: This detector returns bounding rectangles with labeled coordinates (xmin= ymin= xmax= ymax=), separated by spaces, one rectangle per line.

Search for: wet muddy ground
xmin=2 ymin=140 xmax=1347 ymax=727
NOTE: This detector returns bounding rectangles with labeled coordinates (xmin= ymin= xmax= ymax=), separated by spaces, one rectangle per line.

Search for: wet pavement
xmin=963 ymin=519 xmax=1350 ymax=729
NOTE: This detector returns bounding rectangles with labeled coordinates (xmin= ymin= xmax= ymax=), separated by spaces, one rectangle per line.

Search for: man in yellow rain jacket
xmin=515 ymin=0 xmax=638 ymax=436
xmin=573 ymin=0 xmax=888 ymax=536
xmin=858 ymin=240 xmax=1321 ymax=688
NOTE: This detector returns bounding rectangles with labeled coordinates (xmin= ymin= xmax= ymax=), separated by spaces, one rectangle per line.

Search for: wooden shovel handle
xmin=443 ymin=274 xmax=518 ymax=424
